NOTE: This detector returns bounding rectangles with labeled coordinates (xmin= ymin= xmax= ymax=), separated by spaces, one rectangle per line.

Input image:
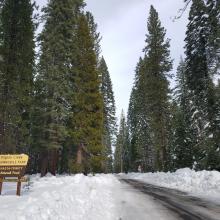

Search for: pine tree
xmin=208 ymin=80 xmax=220 ymax=170
xmin=216 ymin=81 xmax=220 ymax=154
xmin=0 ymin=0 xmax=35 ymax=154
xmin=99 ymin=57 xmax=116 ymax=173
xmin=0 ymin=1 xmax=3 ymax=46
xmin=127 ymin=86 xmax=138 ymax=171
xmin=127 ymin=58 xmax=154 ymax=172
xmin=206 ymin=0 xmax=220 ymax=74
xmin=170 ymin=58 xmax=195 ymax=170
xmin=86 ymin=11 xmax=101 ymax=61
xmin=70 ymin=13 xmax=103 ymax=173
xmin=33 ymin=0 xmax=84 ymax=176
xmin=143 ymin=6 xmax=172 ymax=171
xmin=114 ymin=110 xmax=129 ymax=173
xmin=127 ymin=6 xmax=172 ymax=172
xmin=128 ymin=59 xmax=142 ymax=172
xmin=184 ymin=0 xmax=218 ymax=169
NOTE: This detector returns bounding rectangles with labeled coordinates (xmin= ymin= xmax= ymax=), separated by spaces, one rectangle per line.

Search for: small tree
xmin=114 ymin=110 xmax=129 ymax=173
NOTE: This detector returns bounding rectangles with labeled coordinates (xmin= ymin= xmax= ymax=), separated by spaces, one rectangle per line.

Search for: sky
xmin=37 ymin=0 xmax=190 ymax=119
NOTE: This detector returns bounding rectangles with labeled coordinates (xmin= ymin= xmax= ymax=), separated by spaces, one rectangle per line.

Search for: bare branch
xmin=172 ymin=0 xmax=191 ymax=21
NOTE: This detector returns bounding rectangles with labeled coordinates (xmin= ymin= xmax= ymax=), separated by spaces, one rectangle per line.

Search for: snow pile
xmin=121 ymin=168 xmax=220 ymax=201
xmin=0 ymin=174 xmax=119 ymax=220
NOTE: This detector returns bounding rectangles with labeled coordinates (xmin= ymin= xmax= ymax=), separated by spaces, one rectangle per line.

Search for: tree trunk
xmin=48 ymin=149 xmax=58 ymax=176
xmin=40 ymin=151 xmax=48 ymax=177
xmin=76 ymin=145 xmax=83 ymax=165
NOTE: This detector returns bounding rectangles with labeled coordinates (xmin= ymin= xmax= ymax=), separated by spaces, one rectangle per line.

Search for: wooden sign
xmin=0 ymin=154 xmax=29 ymax=196
xmin=0 ymin=154 xmax=29 ymax=166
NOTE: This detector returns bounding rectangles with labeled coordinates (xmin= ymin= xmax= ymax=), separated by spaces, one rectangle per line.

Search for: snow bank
xmin=120 ymin=168 xmax=220 ymax=202
xmin=0 ymin=174 xmax=119 ymax=220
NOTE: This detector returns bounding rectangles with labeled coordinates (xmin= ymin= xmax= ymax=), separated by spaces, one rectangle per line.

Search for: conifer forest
xmin=0 ymin=0 xmax=219 ymax=176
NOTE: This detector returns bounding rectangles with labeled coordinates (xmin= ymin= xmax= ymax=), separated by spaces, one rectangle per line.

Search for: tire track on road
xmin=120 ymin=179 xmax=220 ymax=220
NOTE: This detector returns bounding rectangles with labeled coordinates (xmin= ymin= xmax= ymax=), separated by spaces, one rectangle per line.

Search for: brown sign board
xmin=0 ymin=166 xmax=26 ymax=177
xmin=0 ymin=154 xmax=29 ymax=166
xmin=0 ymin=154 xmax=29 ymax=196
xmin=0 ymin=154 xmax=28 ymax=177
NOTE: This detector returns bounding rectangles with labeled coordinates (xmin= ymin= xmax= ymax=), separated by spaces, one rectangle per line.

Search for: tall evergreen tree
xmin=127 ymin=58 xmax=154 ymax=172
xmin=70 ymin=13 xmax=103 ymax=173
xmin=127 ymin=63 xmax=140 ymax=171
xmin=184 ymin=0 xmax=219 ymax=169
xmin=128 ymin=6 xmax=172 ymax=172
xmin=86 ymin=11 xmax=101 ymax=61
xmin=170 ymin=58 xmax=195 ymax=170
xmin=216 ymin=80 xmax=220 ymax=137
xmin=33 ymin=0 xmax=84 ymax=176
xmin=206 ymin=0 xmax=220 ymax=74
xmin=0 ymin=1 xmax=3 ymax=46
xmin=143 ymin=6 xmax=172 ymax=171
xmin=0 ymin=0 xmax=35 ymax=153
xmin=127 ymin=86 xmax=138 ymax=171
xmin=99 ymin=57 xmax=116 ymax=173
xmin=183 ymin=0 xmax=220 ymax=73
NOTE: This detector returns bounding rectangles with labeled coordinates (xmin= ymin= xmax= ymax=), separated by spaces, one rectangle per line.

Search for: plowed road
xmin=118 ymin=179 xmax=220 ymax=220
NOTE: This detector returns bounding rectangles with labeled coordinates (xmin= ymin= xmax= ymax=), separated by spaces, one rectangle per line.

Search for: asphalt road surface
xmin=119 ymin=179 xmax=220 ymax=220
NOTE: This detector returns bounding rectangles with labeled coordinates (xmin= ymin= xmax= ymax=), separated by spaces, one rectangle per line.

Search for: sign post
xmin=0 ymin=154 xmax=29 ymax=196
xmin=0 ymin=177 xmax=3 ymax=195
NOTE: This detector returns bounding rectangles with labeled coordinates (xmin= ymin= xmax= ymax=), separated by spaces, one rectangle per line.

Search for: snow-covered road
xmin=0 ymin=172 xmax=219 ymax=220
xmin=114 ymin=180 xmax=179 ymax=220
xmin=120 ymin=179 xmax=220 ymax=220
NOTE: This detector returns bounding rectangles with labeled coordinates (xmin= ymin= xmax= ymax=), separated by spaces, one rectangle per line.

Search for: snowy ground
xmin=0 ymin=173 xmax=182 ymax=220
xmin=119 ymin=168 xmax=220 ymax=203
xmin=0 ymin=169 xmax=220 ymax=220
xmin=0 ymin=174 xmax=117 ymax=220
